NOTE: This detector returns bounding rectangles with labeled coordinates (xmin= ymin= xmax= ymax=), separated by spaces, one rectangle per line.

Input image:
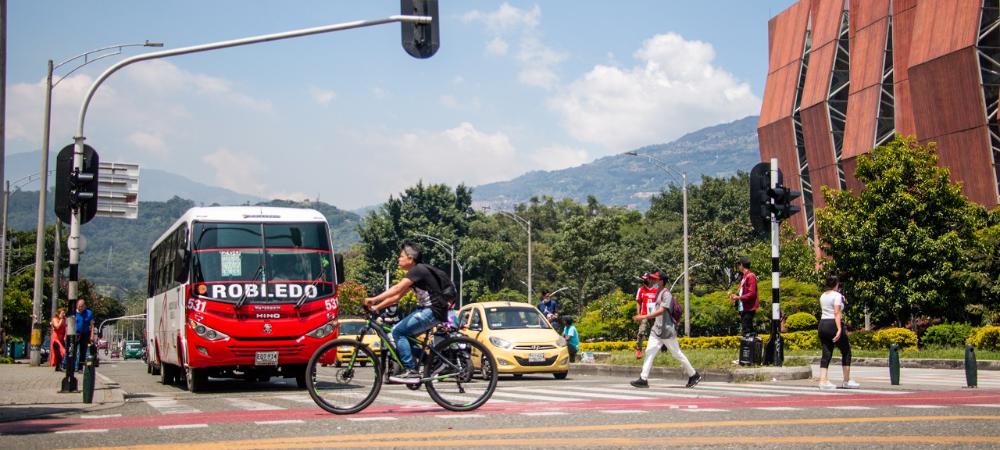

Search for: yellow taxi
xmin=458 ymin=301 xmax=570 ymax=379
xmin=335 ymin=318 xmax=383 ymax=367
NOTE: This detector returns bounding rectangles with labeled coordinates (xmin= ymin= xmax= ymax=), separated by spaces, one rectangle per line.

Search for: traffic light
xmin=768 ymin=184 xmax=802 ymax=220
xmin=401 ymin=0 xmax=439 ymax=59
xmin=54 ymin=144 xmax=100 ymax=225
xmin=749 ymin=162 xmax=771 ymax=234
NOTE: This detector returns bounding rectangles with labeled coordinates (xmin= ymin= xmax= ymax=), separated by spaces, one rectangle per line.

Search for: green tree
xmin=817 ymin=136 xmax=986 ymax=326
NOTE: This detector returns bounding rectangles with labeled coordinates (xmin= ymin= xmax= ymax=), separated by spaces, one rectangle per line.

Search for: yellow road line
xmin=73 ymin=415 xmax=1000 ymax=450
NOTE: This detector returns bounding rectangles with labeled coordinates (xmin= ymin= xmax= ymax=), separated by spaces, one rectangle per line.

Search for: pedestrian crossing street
xmin=132 ymin=378 xmax=952 ymax=416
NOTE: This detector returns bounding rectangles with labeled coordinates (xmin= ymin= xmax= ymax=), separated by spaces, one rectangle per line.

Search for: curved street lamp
xmin=413 ymin=232 xmax=465 ymax=307
xmin=490 ymin=209 xmax=532 ymax=304
xmin=626 ymin=151 xmax=691 ymax=336
xmin=30 ymin=41 xmax=163 ymax=369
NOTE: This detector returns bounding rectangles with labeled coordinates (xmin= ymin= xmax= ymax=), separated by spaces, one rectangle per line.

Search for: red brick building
xmin=758 ymin=0 xmax=999 ymax=243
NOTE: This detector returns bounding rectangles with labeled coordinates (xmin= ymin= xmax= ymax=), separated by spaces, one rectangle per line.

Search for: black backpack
xmin=421 ymin=264 xmax=457 ymax=320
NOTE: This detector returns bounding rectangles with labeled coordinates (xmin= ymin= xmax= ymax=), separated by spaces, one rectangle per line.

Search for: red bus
xmin=146 ymin=206 xmax=343 ymax=392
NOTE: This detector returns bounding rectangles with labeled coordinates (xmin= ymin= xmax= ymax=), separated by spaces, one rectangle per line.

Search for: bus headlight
xmin=307 ymin=319 xmax=339 ymax=339
xmin=188 ymin=320 xmax=229 ymax=341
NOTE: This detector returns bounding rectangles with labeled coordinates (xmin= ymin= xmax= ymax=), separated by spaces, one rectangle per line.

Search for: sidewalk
xmin=0 ymin=361 xmax=124 ymax=422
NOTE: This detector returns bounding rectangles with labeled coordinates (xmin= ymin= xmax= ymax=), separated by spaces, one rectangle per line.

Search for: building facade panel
xmin=848 ymin=17 xmax=889 ymax=92
xmin=933 ymin=127 xmax=998 ymax=206
xmin=908 ymin=0 xmax=980 ymax=66
xmin=849 ymin=0 xmax=891 ymax=34
xmin=909 ymin=47 xmax=987 ymax=140
xmin=767 ymin=0 xmax=813 ymax=72
xmin=801 ymin=104 xmax=838 ymax=184
xmin=893 ymin=78 xmax=917 ymax=137
xmin=810 ymin=0 xmax=847 ymax=48
xmin=892 ymin=2 xmax=916 ymax=84
xmin=841 ymin=84 xmax=880 ymax=160
xmin=800 ymin=43 xmax=837 ymax=109
xmin=806 ymin=164 xmax=842 ymax=210
xmin=760 ymin=63 xmax=802 ymax=127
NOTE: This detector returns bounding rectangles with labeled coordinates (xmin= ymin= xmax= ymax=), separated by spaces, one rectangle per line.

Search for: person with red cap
xmin=634 ymin=272 xmax=660 ymax=359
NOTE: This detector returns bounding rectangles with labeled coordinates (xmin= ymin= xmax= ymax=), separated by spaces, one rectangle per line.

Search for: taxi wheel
xmin=512 ymin=373 xmax=523 ymax=379
xmin=359 ymin=361 xmax=367 ymax=367
xmin=553 ymin=372 xmax=568 ymax=380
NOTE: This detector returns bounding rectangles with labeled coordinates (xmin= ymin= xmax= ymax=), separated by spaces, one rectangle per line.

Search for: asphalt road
xmin=3 ymin=359 xmax=1000 ymax=449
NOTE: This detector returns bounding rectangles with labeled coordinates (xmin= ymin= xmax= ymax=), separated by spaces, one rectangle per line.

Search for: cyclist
xmin=363 ymin=242 xmax=449 ymax=384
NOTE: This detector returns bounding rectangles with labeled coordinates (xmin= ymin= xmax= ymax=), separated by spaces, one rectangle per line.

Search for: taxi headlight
xmin=556 ymin=337 xmax=567 ymax=347
xmin=188 ymin=320 xmax=229 ymax=341
xmin=489 ymin=336 xmax=513 ymax=349
xmin=307 ymin=319 xmax=339 ymax=339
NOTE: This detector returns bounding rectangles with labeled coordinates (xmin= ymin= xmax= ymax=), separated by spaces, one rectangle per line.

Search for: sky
xmin=5 ymin=0 xmax=796 ymax=209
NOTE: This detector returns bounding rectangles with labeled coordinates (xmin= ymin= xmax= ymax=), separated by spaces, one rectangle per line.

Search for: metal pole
xmin=458 ymin=262 xmax=464 ymax=308
xmin=0 ymin=0 xmax=6 ymax=353
xmin=60 ymin=12 xmax=433 ymax=392
xmin=527 ymin=220 xmax=532 ymax=305
xmin=29 ymin=60 xmax=54 ymax=366
xmin=765 ymin=157 xmax=784 ymax=366
xmin=0 ymin=183 xmax=6 ymax=344
xmin=682 ymin=172 xmax=690 ymax=337
xmin=51 ymin=221 xmax=60 ymax=319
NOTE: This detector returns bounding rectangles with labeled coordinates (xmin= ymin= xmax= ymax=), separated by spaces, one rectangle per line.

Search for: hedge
xmin=872 ymin=327 xmax=918 ymax=350
xmin=579 ymin=331 xmax=820 ymax=352
xmin=785 ymin=312 xmax=818 ymax=332
xmin=967 ymin=326 xmax=1000 ymax=352
xmin=922 ymin=324 xmax=975 ymax=348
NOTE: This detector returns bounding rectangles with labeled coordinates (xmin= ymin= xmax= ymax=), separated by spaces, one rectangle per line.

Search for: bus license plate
xmin=528 ymin=352 xmax=545 ymax=363
xmin=255 ymin=351 xmax=278 ymax=366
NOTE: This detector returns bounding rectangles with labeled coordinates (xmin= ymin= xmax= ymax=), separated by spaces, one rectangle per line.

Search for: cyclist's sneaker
xmin=842 ymin=380 xmax=860 ymax=389
xmin=389 ymin=369 xmax=422 ymax=384
xmin=630 ymin=378 xmax=649 ymax=388
xmin=686 ymin=371 xmax=702 ymax=388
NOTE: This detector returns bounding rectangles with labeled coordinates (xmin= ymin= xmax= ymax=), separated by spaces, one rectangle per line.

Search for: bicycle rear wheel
xmin=306 ymin=339 xmax=381 ymax=415
xmin=424 ymin=336 xmax=497 ymax=411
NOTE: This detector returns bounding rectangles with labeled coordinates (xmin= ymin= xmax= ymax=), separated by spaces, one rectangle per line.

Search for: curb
xmin=811 ymin=357 xmax=1000 ymax=371
xmin=570 ymin=363 xmax=812 ymax=382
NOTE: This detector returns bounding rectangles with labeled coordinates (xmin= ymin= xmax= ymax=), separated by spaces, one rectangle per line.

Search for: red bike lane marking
xmin=2 ymin=389 xmax=998 ymax=435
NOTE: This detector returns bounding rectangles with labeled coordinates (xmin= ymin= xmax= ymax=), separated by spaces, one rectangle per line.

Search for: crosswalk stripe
xmin=435 ymin=414 xmax=485 ymax=419
xmin=347 ymin=417 xmax=397 ymax=422
xmin=142 ymin=397 xmax=201 ymax=415
xmin=600 ymin=409 xmax=648 ymax=414
xmin=255 ymin=420 xmax=305 ymax=425
xmin=505 ymin=386 xmax=650 ymax=400
xmin=273 ymin=394 xmax=316 ymax=404
xmin=489 ymin=390 xmax=592 ymax=402
xmin=754 ymin=407 xmax=802 ymax=411
xmin=609 ymin=385 xmax=716 ymax=399
xmin=896 ymin=405 xmax=947 ymax=409
xmin=682 ymin=408 xmax=729 ymax=412
xmin=224 ymin=398 xmax=285 ymax=411
xmin=827 ymin=406 xmax=873 ymax=410
xmin=158 ymin=424 xmax=208 ymax=430
xmin=80 ymin=414 xmax=122 ymax=419
xmin=703 ymin=382 xmax=910 ymax=395
xmin=561 ymin=385 xmax=720 ymax=399
xmin=965 ymin=404 xmax=1000 ymax=408
xmin=521 ymin=411 xmax=568 ymax=416
xmin=55 ymin=429 xmax=108 ymax=434
xmin=667 ymin=385 xmax=788 ymax=397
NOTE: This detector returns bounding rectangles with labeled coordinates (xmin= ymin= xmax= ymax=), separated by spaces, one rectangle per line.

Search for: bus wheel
xmin=295 ymin=368 xmax=307 ymax=389
xmin=151 ymin=363 xmax=161 ymax=376
xmin=186 ymin=367 xmax=207 ymax=392
xmin=160 ymin=364 xmax=175 ymax=385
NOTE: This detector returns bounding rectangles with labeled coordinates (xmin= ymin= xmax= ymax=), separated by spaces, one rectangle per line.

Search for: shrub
xmin=921 ymin=323 xmax=974 ymax=348
xmin=872 ymin=327 xmax=918 ymax=349
xmin=778 ymin=331 xmax=820 ymax=350
xmin=0 ymin=356 xmax=12 ymax=364
xmin=785 ymin=312 xmax=818 ymax=332
xmin=967 ymin=326 xmax=1000 ymax=352
xmin=578 ymin=332 xmax=816 ymax=352
xmin=849 ymin=330 xmax=876 ymax=350
xmin=576 ymin=290 xmax=636 ymax=342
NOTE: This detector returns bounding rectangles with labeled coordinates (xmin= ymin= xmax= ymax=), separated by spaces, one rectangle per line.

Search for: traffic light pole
xmin=763 ymin=158 xmax=784 ymax=366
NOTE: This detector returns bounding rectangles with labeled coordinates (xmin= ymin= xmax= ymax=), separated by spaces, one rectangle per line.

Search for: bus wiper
xmin=235 ymin=264 xmax=264 ymax=311
xmin=294 ymin=273 xmax=326 ymax=310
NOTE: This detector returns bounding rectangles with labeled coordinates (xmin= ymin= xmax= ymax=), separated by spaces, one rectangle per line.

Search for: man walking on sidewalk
xmin=630 ymin=271 xmax=700 ymax=389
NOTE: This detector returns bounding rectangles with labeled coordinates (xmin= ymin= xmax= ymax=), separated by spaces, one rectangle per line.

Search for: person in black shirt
xmin=364 ymin=243 xmax=447 ymax=383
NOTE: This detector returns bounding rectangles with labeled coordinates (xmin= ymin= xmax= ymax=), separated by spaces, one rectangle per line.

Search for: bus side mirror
xmin=174 ymin=249 xmax=190 ymax=283
xmin=334 ymin=253 xmax=346 ymax=285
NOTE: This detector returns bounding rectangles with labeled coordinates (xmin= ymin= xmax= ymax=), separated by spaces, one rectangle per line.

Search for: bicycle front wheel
xmin=424 ymin=336 xmax=498 ymax=411
xmin=306 ymin=339 xmax=382 ymax=415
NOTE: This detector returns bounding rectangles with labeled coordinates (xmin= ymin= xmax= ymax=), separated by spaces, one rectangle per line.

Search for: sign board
xmin=97 ymin=162 xmax=140 ymax=219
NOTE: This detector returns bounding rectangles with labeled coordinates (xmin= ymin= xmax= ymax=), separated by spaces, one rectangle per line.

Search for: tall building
xmin=758 ymin=0 xmax=999 ymax=243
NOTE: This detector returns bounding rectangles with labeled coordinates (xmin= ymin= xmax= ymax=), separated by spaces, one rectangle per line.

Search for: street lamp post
xmin=494 ymin=211 xmax=532 ymax=304
xmin=626 ymin=151 xmax=691 ymax=336
xmin=413 ymin=233 xmax=464 ymax=307
xmin=29 ymin=41 xmax=163 ymax=367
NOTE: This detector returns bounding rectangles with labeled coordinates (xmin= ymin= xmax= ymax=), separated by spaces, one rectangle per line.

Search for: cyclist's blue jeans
xmin=391 ymin=307 xmax=437 ymax=370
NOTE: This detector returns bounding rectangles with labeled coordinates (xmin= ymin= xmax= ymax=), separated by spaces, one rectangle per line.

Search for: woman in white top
xmin=817 ymin=274 xmax=859 ymax=390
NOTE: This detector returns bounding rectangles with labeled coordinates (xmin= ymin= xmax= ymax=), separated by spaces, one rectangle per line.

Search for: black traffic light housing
xmin=401 ymin=0 xmax=439 ymax=59
xmin=54 ymin=144 xmax=100 ymax=225
xmin=768 ymin=185 xmax=802 ymax=220
xmin=749 ymin=162 xmax=772 ymax=234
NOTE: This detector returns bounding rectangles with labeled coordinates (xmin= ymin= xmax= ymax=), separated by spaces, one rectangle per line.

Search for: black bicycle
xmin=306 ymin=308 xmax=498 ymax=414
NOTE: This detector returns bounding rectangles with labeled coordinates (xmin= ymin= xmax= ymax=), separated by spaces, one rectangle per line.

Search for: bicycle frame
xmin=343 ymin=312 xmax=464 ymax=382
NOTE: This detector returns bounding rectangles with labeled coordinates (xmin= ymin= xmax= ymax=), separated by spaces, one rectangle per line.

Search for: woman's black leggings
xmin=818 ymin=319 xmax=851 ymax=369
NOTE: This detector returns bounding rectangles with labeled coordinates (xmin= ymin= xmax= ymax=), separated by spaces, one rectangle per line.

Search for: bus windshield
xmin=191 ymin=222 xmax=334 ymax=303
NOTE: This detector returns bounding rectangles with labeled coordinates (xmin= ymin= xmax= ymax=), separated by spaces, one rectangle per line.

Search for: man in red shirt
xmin=729 ymin=257 xmax=758 ymax=336
xmin=634 ymin=272 xmax=660 ymax=359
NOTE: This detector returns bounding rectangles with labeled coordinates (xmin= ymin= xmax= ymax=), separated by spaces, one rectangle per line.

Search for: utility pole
xmin=0 ymin=0 xmax=7 ymax=352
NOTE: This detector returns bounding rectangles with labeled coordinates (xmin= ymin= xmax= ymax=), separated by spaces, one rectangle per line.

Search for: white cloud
xmin=127 ymin=60 xmax=272 ymax=113
xmin=439 ymin=94 xmax=461 ymax=109
xmin=462 ymin=3 xmax=540 ymax=31
xmin=486 ymin=36 xmax=510 ymax=56
xmin=128 ymin=131 xmax=168 ymax=157
xmin=201 ymin=148 xmax=266 ymax=195
xmin=516 ymin=36 xmax=567 ymax=89
xmin=548 ymin=33 xmax=760 ymax=151
xmin=309 ymin=86 xmax=337 ymax=106
xmin=528 ymin=145 xmax=591 ymax=171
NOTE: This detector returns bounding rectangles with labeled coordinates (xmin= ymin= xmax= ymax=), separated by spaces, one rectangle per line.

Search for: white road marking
xmin=143 ymin=397 xmax=201 ymax=415
xmin=827 ymin=406 xmax=874 ymax=410
xmin=565 ymin=385 xmax=720 ymax=399
xmin=434 ymin=414 xmax=485 ymax=419
xmin=489 ymin=390 xmax=591 ymax=402
xmin=273 ymin=394 xmax=316 ymax=404
xmin=505 ymin=386 xmax=650 ymax=400
xmin=224 ymin=398 xmax=285 ymax=411
xmin=965 ymin=404 xmax=1000 ymax=408
xmin=600 ymin=409 xmax=648 ymax=414
xmin=80 ymin=414 xmax=122 ymax=419
xmin=55 ymin=429 xmax=108 ymax=434
xmin=682 ymin=408 xmax=729 ymax=412
xmin=255 ymin=420 xmax=305 ymax=425
xmin=158 ymin=424 xmax=208 ymax=430
xmin=521 ymin=411 xmax=568 ymax=416
xmin=754 ymin=407 xmax=802 ymax=411
xmin=896 ymin=405 xmax=947 ymax=409
xmin=348 ymin=417 xmax=397 ymax=422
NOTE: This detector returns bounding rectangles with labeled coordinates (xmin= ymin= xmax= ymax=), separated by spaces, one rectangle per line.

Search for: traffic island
xmin=0 ymin=360 xmax=125 ymax=422
xmin=569 ymin=362 xmax=812 ymax=382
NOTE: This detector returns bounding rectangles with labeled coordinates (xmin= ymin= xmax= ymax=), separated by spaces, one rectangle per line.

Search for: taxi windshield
xmin=338 ymin=321 xmax=367 ymax=336
xmin=484 ymin=307 xmax=551 ymax=330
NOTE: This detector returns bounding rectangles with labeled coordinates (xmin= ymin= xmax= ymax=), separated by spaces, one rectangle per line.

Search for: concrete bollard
xmin=965 ymin=344 xmax=978 ymax=388
xmin=82 ymin=351 xmax=96 ymax=404
xmin=889 ymin=344 xmax=900 ymax=385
